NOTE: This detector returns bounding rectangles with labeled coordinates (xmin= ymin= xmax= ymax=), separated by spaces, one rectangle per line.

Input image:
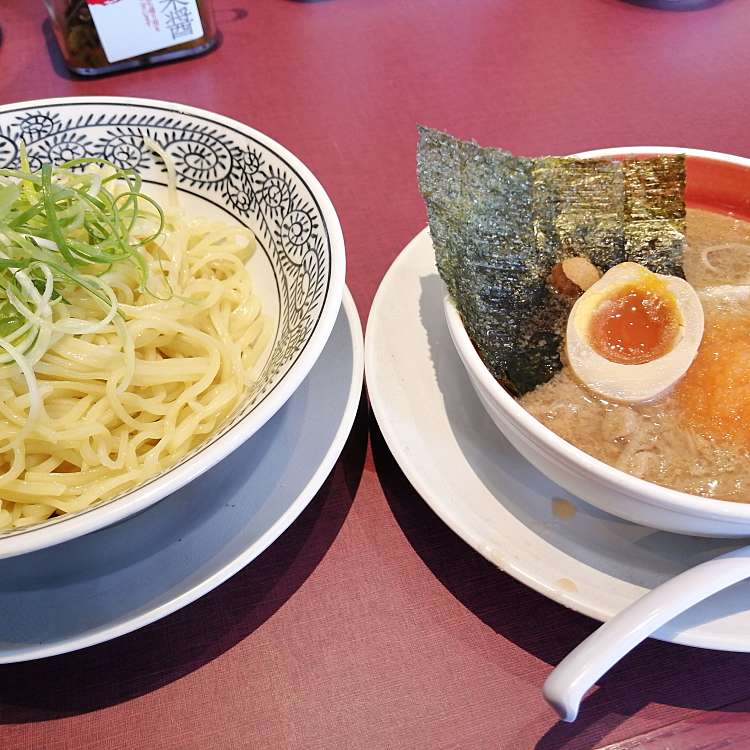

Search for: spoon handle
xmin=543 ymin=544 xmax=750 ymax=722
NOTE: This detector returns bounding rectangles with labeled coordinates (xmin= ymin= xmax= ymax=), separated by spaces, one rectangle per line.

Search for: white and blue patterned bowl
xmin=0 ymin=97 xmax=346 ymax=557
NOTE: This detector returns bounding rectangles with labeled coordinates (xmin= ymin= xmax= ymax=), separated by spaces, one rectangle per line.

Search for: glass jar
xmin=43 ymin=0 xmax=217 ymax=76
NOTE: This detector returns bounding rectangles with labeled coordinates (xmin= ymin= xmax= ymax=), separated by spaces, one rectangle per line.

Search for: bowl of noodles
xmin=417 ymin=132 xmax=750 ymax=537
xmin=0 ymin=97 xmax=345 ymax=557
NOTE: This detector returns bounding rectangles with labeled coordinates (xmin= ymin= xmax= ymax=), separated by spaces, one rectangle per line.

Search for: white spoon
xmin=543 ymin=544 xmax=750 ymax=722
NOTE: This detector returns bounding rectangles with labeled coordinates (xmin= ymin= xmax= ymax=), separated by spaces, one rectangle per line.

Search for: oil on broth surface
xmin=520 ymin=208 xmax=750 ymax=502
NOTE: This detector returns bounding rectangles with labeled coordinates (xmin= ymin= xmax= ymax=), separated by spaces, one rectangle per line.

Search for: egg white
xmin=566 ymin=262 xmax=704 ymax=403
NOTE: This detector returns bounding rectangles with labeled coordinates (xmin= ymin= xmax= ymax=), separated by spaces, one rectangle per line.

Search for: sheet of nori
xmin=418 ymin=126 xmax=564 ymax=394
xmin=623 ymin=155 xmax=686 ymax=277
xmin=532 ymin=157 xmax=625 ymax=271
xmin=416 ymin=126 xmax=685 ymax=395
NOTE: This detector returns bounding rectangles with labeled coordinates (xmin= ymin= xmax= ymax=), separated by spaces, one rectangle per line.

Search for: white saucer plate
xmin=0 ymin=289 xmax=363 ymax=663
xmin=365 ymin=230 xmax=750 ymax=652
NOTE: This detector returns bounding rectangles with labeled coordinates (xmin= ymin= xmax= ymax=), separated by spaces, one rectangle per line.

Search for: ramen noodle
xmin=0 ymin=151 xmax=269 ymax=529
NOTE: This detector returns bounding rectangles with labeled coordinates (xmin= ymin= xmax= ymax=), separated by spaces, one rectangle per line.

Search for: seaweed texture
xmin=417 ymin=127 xmax=685 ymax=394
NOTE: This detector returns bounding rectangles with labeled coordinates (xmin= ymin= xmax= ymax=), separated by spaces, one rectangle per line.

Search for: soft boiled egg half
xmin=566 ymin=262 xmax=704 ymax=403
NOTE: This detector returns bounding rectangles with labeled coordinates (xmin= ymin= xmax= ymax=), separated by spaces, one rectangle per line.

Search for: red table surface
xmin=2 ymin=1 xmax=750 ymax=748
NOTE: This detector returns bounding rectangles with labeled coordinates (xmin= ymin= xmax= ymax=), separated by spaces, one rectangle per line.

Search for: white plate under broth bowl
xmin=0 ymin=97 xmax=345 ymax=558
xmin=365 ymin=228 xmax=750 ymax=651
xmin=445 ymin=146 xmax=750 ymax=538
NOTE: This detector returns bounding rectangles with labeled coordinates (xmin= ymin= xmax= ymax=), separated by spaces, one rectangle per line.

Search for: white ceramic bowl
xmin=0 ymin=97 xmax=345 ymax=557
xmin=445 ymin=146 xmax=750 ymax=538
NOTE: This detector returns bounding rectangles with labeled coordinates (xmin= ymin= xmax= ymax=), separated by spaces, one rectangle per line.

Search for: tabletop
xmin=2 ymin=0 xmax=750 ymax=748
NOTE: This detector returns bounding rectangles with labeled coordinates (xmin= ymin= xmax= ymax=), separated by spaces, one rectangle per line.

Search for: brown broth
xmin=520 ymin=208 xmax=750 ymax=503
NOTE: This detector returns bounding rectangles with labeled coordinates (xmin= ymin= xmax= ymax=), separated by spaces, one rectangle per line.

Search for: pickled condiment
xmin=43 ymin=0 xmax=217 ymax=76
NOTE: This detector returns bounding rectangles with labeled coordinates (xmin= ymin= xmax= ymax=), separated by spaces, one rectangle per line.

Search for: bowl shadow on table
xmin=0 ymin=393 xmax=368 ymax=724
xmin=370 ymin=273 xmax=750 ymax=750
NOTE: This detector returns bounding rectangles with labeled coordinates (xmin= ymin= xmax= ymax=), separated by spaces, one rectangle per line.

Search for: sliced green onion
xmin=0 ymin=145 xmax=173 ymax=436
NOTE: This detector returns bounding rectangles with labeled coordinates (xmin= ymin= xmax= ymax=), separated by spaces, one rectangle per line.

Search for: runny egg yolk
xmin=588 ymin=283 xmax=680 ymax=365
xmin=566 ymin=262 xmax=703 ymax=403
